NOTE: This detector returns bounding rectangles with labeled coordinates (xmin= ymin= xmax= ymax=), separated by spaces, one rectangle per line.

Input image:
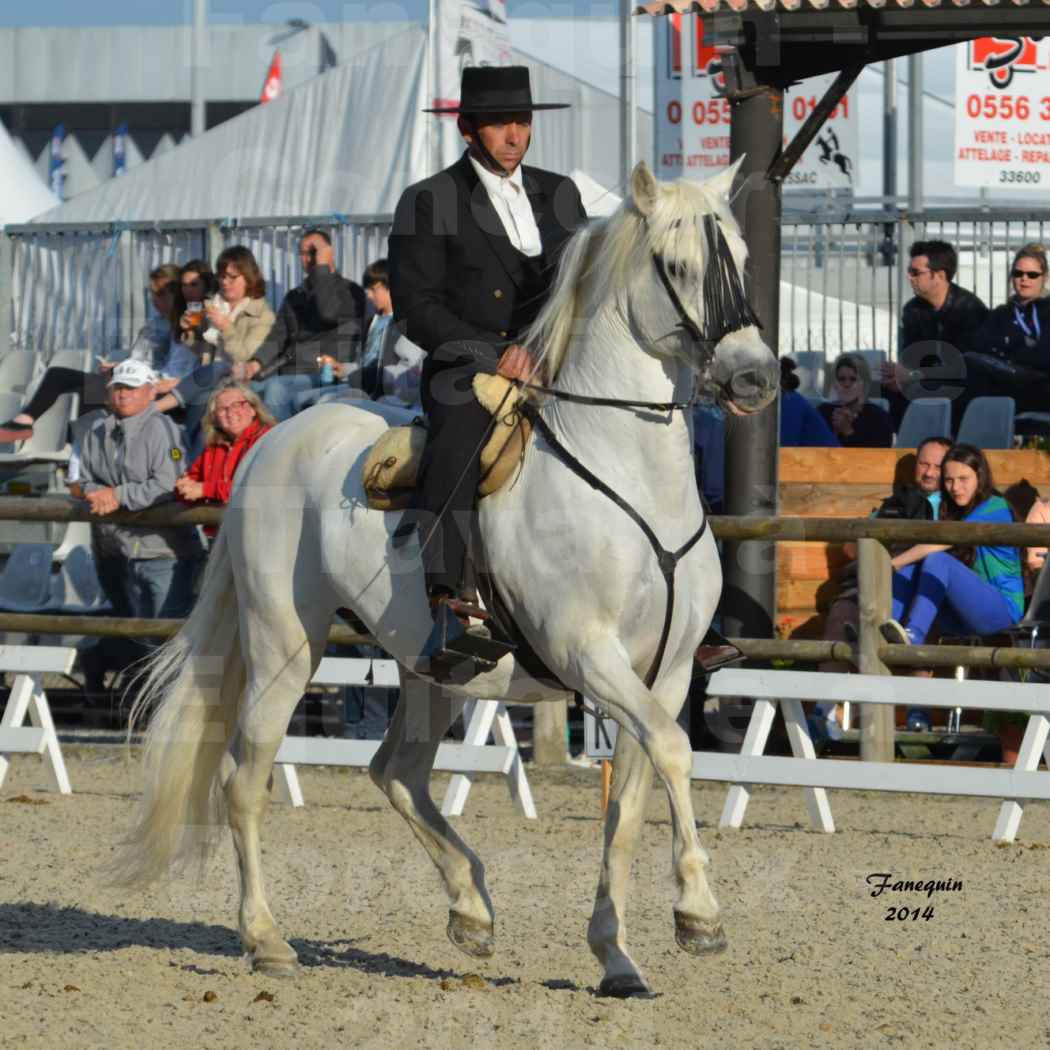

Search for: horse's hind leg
xmin=370 ymin=675 xmax=496 ymax=958
xmin=226 ymin=604 xmax=328 ymax=976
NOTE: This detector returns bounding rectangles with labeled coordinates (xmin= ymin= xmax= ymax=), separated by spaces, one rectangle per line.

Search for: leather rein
xmin=513 ymin=248 xmax=753 ymax=690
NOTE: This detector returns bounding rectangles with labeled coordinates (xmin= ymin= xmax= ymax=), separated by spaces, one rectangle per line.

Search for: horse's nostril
xmin=731 ymin=370 xmax=759 ymax=396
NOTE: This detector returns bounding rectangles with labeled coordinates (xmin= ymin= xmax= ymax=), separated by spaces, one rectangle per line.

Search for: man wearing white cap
xmin=78 ymin=359 xmax=202 ymax=685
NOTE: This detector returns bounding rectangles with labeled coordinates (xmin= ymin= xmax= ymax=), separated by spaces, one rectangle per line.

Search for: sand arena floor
xmin=1 ymin=746 xmax=1049 ymax=1050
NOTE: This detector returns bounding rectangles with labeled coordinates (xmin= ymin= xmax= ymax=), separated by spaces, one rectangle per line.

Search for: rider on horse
xmin=389 ymin=66 xmax=587 ymax=671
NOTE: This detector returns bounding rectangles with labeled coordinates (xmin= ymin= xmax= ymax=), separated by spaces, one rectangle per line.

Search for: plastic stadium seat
xmin=0 ymin=351 xmax=43 ymax=395
xmin=896 ymin=398 xmax=952 ymax=449
xmin=0 ymin=543 xmax=55 ymax=612
xmin=46 ymin=545 xmax=108 ymax=613
xmin=956 ymin=396 xmax=1016 ymax=450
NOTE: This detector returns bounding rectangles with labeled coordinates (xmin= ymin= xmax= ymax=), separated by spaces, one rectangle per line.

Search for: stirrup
xmin=694 ymin=628 xmax=745 ymax=673
xmin=416 ymin=602 xmax=515 ymax=682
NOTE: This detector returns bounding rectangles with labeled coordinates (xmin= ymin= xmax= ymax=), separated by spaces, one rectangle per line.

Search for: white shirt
xmin=469 ymin=156 xmax=542 ymax=258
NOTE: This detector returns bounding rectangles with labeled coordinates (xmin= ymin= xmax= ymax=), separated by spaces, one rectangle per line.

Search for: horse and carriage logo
xmin=969 ymin=36 xmax=1042 ymax=89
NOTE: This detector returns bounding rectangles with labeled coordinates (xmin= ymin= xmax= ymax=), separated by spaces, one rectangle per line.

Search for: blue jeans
xmin=96 ymin=555 xmax=199 ymax=620
xmin=256 ymin=373 xmax=322 ymax=421
xmin=891 ymin=552 xmax=1020 ymax=643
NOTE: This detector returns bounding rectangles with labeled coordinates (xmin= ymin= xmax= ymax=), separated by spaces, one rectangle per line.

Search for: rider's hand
xmin=496 ymin=344 xmax=533 ymax=382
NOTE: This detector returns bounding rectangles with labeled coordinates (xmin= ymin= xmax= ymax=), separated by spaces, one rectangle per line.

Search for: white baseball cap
xmin=107 ymin=359 xmax=157 ymax=388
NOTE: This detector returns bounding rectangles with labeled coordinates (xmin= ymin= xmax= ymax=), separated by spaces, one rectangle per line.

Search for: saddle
xmin=362 ymin=374 xmax=532 ymax=511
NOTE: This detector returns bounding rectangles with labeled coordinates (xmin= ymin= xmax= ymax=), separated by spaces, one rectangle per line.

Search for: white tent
xmin=0 ymin=121 xmax=59 ymax=225
xmin=33 ymin=28 xmax=431 ymax=224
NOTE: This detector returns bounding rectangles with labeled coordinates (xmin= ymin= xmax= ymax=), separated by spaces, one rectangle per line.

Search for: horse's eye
xmin=667 ymin=261 xmax=687 ymax=279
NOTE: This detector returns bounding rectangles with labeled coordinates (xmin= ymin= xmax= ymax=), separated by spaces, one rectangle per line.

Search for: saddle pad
xmin=361 ymin=376 xmax=532 ymax=511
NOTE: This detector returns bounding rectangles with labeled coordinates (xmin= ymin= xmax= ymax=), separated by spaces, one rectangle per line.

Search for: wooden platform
xmin=776 ymin=448 xmax=1050 ymax=639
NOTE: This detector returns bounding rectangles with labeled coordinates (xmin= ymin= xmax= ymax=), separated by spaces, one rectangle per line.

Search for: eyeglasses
xmin=1012 ymin=269 xmax=1044 ymax=280
xmin=219 ymin=271 xmax=244 ymax=282
xmin=906 ymin=268 xmax=932 ymax=278
xmin=181 ymin=279 xmax=203 ymax=289
xmin=214 ymin=399 xmax=252 ymax=414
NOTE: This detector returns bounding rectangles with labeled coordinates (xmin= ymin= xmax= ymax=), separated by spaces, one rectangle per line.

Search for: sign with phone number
xmin=954 ymin=36 xmax=1050 ymax=189
xmin=654 ymin=14 xmax=856 ymax=190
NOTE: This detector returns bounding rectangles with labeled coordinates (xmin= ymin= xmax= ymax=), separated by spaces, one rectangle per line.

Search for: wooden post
xmin=856 ymin=538 xmax=895 ymax=762
xmin=600 ymin=759 xmax=613 ymax=813
xmin=532 ymin=699 xmax=568 ymax=766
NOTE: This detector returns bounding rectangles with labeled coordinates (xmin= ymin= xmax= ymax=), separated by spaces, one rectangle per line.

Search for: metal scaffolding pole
xmin=191 ymin=0 xmax=207 ymax=137
xmin=620 ymin=0 xmax=637 ymax=187
xmin=908 ymin=54 xmax=924 ymax=212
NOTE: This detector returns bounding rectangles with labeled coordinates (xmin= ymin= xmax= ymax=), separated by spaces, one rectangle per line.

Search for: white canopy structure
xmin=0 ymin=121 xmax=59 ymax=225
xmin=33 ymin=28 xmax=431 ymax=224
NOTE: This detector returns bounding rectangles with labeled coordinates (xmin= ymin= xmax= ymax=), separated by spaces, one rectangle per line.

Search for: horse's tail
xmin=113 ymin=526 xmax=246 ymax=887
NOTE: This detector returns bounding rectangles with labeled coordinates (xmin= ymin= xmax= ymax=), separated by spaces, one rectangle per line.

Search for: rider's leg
xmin=369 ymin=676 xmax=495 ymax=957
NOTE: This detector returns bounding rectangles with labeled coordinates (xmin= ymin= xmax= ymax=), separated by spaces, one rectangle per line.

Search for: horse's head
xmin=627 ymin=160 xmax=778 ymax=416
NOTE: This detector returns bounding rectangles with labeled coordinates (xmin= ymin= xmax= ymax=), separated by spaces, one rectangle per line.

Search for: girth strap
xmin=523 ymin=405 xmax=708 ymax=689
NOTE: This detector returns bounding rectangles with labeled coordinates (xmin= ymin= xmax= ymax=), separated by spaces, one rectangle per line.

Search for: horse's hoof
xmin=674 ymin=912 xmax=728 ymax=956
xmin=447 ymin=911 xmax=495 ymax=959
xmin=252 ymin=956 xmax=300 ymax=978
xmin=597 ymin=974 xmax=656 ymax=1000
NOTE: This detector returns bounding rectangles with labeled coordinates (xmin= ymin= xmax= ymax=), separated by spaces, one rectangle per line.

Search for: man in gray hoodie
xmin=79 ymin=358 xmax=202 ymax=623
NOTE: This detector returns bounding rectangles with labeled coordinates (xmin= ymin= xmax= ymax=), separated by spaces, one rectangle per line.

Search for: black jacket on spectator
xmin=973 ymin=297 xmax=1050 ymax=369
xmin=253 ymin=266 xmax=366 ymax=377
xmin=817 ymin=401 xmax=895 ymax=448
xmin=885 ymin=283 xmax=989 ymax=427
xmin=954 ymin=297 xmax=1050 ymax=419
xmin=900 ymin=283 xmax=989 ymax=356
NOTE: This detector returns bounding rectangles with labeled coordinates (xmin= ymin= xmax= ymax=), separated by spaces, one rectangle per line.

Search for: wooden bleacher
xmin=776 ymin=448 xmax=1050 ymax=639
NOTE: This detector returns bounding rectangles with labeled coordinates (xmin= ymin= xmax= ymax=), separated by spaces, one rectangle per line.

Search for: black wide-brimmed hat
xmin=424 ymin=66 xmax=569 ymax=114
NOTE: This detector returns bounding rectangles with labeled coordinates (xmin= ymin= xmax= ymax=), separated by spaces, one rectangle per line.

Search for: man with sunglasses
xmin=881 ymin=239 xmax=988 ymax=429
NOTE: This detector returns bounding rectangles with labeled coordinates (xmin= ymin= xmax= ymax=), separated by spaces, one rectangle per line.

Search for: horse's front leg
xmin=579 ymin=641 xmax=724 ymax=996
xmin=370 ymin=675 xmax=495 ymax=957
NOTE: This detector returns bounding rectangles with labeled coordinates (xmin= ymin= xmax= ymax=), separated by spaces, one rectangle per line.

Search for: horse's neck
xmin=545 ymin=304 xmax=697 ymax=490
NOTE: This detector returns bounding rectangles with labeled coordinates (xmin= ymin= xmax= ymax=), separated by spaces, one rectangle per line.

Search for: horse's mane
xmin=526 ymin=175 xmax=745 ymax=381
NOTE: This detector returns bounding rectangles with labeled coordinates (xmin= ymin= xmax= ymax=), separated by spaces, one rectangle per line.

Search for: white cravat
xmin=469 ymin=155 xmax=542 ymax=258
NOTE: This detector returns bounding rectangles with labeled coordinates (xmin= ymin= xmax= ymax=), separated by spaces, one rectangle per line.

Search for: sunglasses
xmin=1012 ymin=269 xmax=1043 ymax=280
xmin=906 ymin=268 xmax=932 ymax=278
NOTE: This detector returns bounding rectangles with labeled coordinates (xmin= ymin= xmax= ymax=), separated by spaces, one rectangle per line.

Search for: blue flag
xmin=49 ymin=123 xmax=66 ymax=199
xmin=114 ymin=123 xmax=127 ymax=177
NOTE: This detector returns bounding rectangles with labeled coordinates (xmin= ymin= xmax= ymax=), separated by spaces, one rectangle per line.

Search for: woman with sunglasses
xmin=174 ymin=380 xmax=274 ymax=533
xmin=0 ymin=263 xmax=203 ymax=444
xmin=956 ymin=243 xmax=1050 ymax=420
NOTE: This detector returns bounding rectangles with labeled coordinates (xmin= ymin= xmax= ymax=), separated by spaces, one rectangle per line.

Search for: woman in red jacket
xmin=175 ymin=381 xmax=275 ymax=522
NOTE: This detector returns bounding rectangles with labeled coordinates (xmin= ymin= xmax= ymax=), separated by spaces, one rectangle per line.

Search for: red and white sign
xmin=954 ymin=36 xmax=1050 ymax=190
xmin=654 ymin=14 xmax=857 ymax=190
xmin=261 ymin=51 xmax=282 ymax=104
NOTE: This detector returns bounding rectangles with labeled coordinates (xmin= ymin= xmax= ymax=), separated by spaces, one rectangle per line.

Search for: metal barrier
xmin=6 ymin=203 xmax=1050 ymax=365
xmin=3 ymin=215 xmax=391 ymax=357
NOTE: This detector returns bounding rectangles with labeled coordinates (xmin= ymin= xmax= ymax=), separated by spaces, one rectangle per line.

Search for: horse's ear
xmin=706 ymin=155 xmax=746 ymax=200
xmin=630 ymin=161 xmax=660 ymax=217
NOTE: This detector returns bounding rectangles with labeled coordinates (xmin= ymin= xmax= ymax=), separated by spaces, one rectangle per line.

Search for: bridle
xmin=511 ymin=217 xmax=764 ymax=688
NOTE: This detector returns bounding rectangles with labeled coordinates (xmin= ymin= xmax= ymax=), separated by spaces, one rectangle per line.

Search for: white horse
xmin=117 ymin=160 xmax=778 ymax=998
